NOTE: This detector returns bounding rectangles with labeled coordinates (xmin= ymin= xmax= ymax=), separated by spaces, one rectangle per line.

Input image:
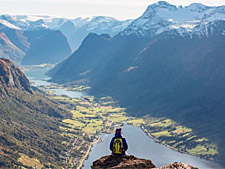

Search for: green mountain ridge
xmin=0 ymin=58 xmax=71 ymax=168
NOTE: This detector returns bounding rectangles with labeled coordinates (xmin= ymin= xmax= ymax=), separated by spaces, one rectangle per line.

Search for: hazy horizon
xmin=0 ymin=0 xmax=225 ymax=20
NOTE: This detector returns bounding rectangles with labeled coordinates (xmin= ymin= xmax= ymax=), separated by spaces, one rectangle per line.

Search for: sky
xmin=0 ymin=0 xmax=225 ymax=20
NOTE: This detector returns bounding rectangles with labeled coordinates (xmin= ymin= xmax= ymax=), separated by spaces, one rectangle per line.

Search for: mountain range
xmin=0 ymin=14 xmax=132 ymax=51
xmin=48 ymin=1 xmax=225 ymax=164
xmin=121 ymin=1 xmax=225 ymax=37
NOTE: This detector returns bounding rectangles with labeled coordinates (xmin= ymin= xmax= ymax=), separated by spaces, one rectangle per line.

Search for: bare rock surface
xmin=155 ymin=162 xmax=199 ymax=169
xmin=91 ymin=155 xmax=156 ymax=169
xmin=0 ymin=58 xmax=32 ymax=95
xmin=91 ymin=155 xmax=199 ymax=169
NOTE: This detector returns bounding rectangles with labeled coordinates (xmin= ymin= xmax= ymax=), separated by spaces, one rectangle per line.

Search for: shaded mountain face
xmin=0 ymin=58 xmax=71 ymax=168
xmin=21 ymin=29 xmax=72 ymax=65
xmin=0 ymin=32 xmax=25 ymax=65
xmin=0 ymin=27 xmax=72 ymax=65
xmin=3 ymin=28 xmax=30 ymax=52
xmin=48 ymin=2 xmax=225 ymax=163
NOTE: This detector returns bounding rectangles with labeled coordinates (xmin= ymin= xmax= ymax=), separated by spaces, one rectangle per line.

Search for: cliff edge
xmin=91 ymin=155 xmax=198 ymax=169
xmin=0 ymin=58 xmax=32 ymax=95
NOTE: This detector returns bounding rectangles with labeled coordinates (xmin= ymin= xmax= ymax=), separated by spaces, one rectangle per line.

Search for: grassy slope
xmin=0 ymin=89 xmax=71 ymax=168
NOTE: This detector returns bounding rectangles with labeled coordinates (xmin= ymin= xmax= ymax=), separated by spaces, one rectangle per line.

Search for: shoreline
xmin=64 ymin=117 xmax=223 ymax=169
xmin=80 ymin=123 xmax=223 ymax=168
xmin=79 ymin=123 xmax=225 ymax=169
xmin=79 ymin=127 xmax=121 ymax=168
xmin=140 ymin=125 xmax=224 ymax=166
xmin=77 ymin=136 xmax=102 ymax=169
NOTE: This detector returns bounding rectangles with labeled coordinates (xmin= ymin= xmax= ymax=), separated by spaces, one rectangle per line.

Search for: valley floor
xmin=35 ymin=83 xmax=220 ymax=168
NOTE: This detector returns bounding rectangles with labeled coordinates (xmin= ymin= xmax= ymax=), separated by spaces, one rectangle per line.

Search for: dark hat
xmin=115 ymin=128 xmax=122 ymax=134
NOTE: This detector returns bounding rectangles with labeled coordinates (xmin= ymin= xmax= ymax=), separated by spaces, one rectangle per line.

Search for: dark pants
xmin=111 ymin=152 xmax=126 ymax=157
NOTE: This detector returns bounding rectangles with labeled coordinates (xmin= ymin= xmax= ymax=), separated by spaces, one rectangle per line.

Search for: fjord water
xmin=24 ymin=67 xmax=85 ymax=98
xmin=24 ymin=68 xmax=224 ymax=169
xmin=83 ymin=125 xmax=224 ymax=169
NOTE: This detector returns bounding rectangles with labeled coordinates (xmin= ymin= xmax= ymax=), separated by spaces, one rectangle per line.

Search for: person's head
xmin=115 ymin=128 xmax=122 ymax=137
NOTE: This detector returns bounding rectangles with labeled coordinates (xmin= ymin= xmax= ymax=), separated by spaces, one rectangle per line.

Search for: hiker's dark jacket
xmin=110 ymin=133 xmax=128 ymax=156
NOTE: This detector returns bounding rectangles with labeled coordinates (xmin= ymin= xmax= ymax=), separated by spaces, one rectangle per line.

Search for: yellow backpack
xmin=113 ymin=138 xmax=124 ymax=155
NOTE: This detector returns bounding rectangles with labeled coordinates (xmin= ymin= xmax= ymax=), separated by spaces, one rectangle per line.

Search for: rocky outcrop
xmin=91 ymin=155 xmax=156 ymax=169
xmin=91 ymin=155 xmax=199 ymax=169
xmin=0 ymin=58 xmax=32 ymax=95
xmin=157 ymin=162 xmax=198 ymax=169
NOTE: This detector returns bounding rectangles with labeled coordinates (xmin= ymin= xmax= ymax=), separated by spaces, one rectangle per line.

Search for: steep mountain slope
xmin=0 ymin=32 xmax=25 ymax=65
xmin=0 ymin=24 xmax=72 ymax=65
xmin=21 ymin=29 xmax=72 ymax=65
xmin=0 ymin=58 xmax=71 ymax=168
xmin=3 ymin=28 xmax=30 ymax=52
xmin=48 ymin=2 xmax=225 ymax=164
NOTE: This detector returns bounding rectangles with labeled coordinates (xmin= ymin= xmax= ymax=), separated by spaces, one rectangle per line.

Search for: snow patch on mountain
xmin=0 ymin=20 xmax=21 ymax=30
xmin=71 ymin=16 xmax=132 ymax=32
xmin=0 ymin=14 xmax=132 ymax=34
xmin=0 ymin=15 xmax=29 ymax=29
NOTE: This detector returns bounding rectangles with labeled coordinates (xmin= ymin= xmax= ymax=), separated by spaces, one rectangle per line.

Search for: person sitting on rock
xmin=110 ymin=128 xmax=128 ymax=156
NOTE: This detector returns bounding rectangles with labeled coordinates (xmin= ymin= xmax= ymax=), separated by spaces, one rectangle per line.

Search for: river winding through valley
xmin=24 ymin=67 xmax=225 ymax=169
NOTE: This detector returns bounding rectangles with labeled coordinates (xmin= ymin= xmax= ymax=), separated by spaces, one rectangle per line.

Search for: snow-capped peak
xmin=122 ymin=1 xmax=225 ymax=37
xmin=149 ymin=1 xmax=177 ymax=10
